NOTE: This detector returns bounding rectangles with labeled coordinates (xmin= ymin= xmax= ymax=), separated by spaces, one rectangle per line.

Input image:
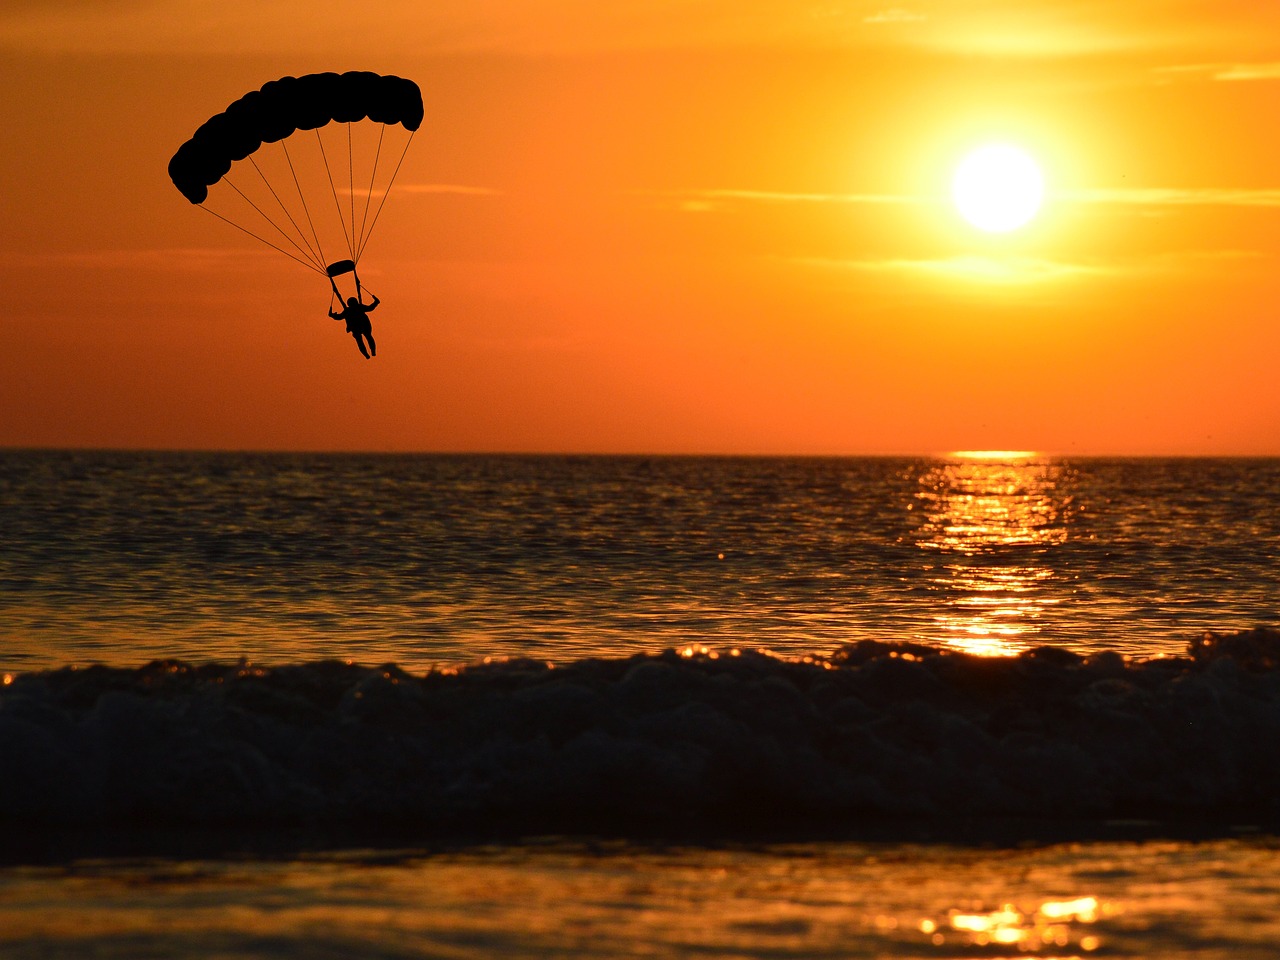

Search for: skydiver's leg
xmin=354 ymin=334 xmax=370 ymax=359
xmin=366 ymin=333 xmax=376 ymax=357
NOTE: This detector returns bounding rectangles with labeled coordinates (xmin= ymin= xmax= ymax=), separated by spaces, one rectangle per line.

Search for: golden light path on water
xmin=911 ymin=451 xmax=1072 ymax=657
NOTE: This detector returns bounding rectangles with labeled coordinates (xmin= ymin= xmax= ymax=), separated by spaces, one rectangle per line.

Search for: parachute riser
xmin=326 ymin=258 xmax=372 ymax=309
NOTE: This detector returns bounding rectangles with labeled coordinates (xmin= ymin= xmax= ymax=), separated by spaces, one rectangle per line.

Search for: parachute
xmin=168 ymin=71 xmax=423 ymax=300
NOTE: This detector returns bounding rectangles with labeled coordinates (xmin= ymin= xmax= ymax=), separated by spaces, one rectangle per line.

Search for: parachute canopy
xmin=168 ymin=72 xmax=422 ymax=277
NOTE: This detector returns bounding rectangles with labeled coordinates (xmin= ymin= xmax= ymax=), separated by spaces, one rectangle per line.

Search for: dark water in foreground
xmin=3 ymin=451 xmax=1278 ymax=669
xmin=5 ymin=837 xmax=1280 ymax=959
xmin=3 ymin=450 xmax=1280 ymax=958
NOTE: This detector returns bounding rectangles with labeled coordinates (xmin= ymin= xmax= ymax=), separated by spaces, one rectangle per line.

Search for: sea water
xmin=3 ymin=451 xmax=1278 ymax=669
xmin=2 ymin=451 xmax=1280 ymax=958
xmin=4 ymin=836 xmax=1280 ymax=959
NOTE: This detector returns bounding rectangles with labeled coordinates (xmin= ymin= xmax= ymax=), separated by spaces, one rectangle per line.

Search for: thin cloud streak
xmin=798 ymin=249 xmax=1261 ymax=284
xmin=864 ymin=8 xmax=928 ymax=24
xmin=395 ymin=184 xmax=501 ymax=195
xmin=343 ymin=184 xmax=501 ymax=199
xmin=1059 ymin=187 xmax=1280 ymax=208
xmin=836 ymin=255 xmax=1113 ymax=284
xmin=668 ymin=186 xmax=1280 ymax=211
xmin=659 ymin=188 xmax=918 ymax=208
xmin=1154 ymin=62 xmax=1280 ymax=82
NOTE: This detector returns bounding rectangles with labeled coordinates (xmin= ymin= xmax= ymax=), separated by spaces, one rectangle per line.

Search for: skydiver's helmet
xmin=348 ymin=297 xmax=360 ymax=307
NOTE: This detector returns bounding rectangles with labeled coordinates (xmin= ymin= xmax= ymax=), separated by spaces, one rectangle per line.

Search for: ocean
xmin=2 ymin=450 xmax=1280 ymax=958
xmin=4 ymin=451 xmax=1279 ymax=669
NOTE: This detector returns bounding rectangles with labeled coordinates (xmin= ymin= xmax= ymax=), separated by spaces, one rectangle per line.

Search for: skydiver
xmin=329 ymin=292 xmax=379 ymax=359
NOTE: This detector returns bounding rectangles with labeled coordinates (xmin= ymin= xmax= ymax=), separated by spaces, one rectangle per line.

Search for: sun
xmin=952 ymin=144 xmax=1044 ymax=233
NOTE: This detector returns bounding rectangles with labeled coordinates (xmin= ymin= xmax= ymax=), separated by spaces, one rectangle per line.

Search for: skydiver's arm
xmin=366 ymin=294 xmax=380 ymax=311
xmin=328 ymin=308 xmax=343 ymax=320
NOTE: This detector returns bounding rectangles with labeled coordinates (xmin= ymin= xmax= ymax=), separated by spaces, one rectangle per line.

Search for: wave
xmin=3 ymin=629 xmax=1280 ymax=835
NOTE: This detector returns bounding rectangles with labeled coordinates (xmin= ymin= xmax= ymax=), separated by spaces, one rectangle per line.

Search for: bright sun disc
xmin=952 ymin=144 xmax=1043 ymax=233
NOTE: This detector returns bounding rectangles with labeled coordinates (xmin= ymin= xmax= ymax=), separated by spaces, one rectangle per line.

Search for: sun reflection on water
xmin=918 ymin=894 xmax=1112 ymax=952
xmin=910 ymin=453 xmax=1075 ymax=656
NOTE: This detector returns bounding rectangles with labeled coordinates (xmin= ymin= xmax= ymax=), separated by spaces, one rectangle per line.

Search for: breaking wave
xmin=4 ymin=629 xmax=1280 ymax=833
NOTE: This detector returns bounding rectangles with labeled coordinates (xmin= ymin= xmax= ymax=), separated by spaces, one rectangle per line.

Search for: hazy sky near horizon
xmin=3 ymin=0 xmax=1279 ymax=454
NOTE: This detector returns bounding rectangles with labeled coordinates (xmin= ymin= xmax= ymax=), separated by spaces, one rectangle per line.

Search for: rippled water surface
xmin=3 ymin=836 xmax=1280 ymax=959
xmin=2 ymin=451 xmax=1277 ymax=670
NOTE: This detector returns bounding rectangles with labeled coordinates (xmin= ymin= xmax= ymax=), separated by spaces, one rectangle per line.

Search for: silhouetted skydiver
xmin=329 ymin=293 xmax=379 ymax=359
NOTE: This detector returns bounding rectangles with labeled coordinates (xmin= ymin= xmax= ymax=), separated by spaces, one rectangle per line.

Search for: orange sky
xmin=2 ymin=0 xmax=1279 ymax=454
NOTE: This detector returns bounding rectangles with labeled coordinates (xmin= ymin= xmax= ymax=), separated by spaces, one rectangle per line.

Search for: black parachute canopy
xmin=168 ymin=72 xmax=423 ymax=204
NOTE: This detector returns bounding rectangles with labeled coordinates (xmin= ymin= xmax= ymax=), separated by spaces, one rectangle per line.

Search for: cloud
xmin=836 ymin=255 xmax=1112 ymax=284
xmin=800 ymin=248 xmax=1261 ymax=285
xmin=664 ymin=185 xmax=1280 ymax=214
xmin=1154 ymin=62 xmax=1280 ymax=83
xmin=1213 ymin=63 xmax=1280 ymax=81
xmin=1059 ymin=187 xmax=1280 ymax=208
xmin=863 ymin=8 xmax=927 ymax=24
xmin=657 ymin=188 xmax=916 ymax=211
xmin=394 ymin=184 xmax=501 ymax=196
xmin=344 ymin=183 xmax=501 ymax=199
xmin=656 ymin=184 xmax=1280 ymax=231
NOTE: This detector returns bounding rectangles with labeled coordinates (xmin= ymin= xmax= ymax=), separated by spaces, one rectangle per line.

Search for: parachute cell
xmin=168 ymin=71 xmax=422 ymax=281
xmin=169 ymin=72 xmax=422 ymax=204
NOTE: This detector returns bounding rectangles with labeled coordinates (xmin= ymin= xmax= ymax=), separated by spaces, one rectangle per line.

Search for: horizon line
xmin=3 ymin=445 xmax=1278 ymax=460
